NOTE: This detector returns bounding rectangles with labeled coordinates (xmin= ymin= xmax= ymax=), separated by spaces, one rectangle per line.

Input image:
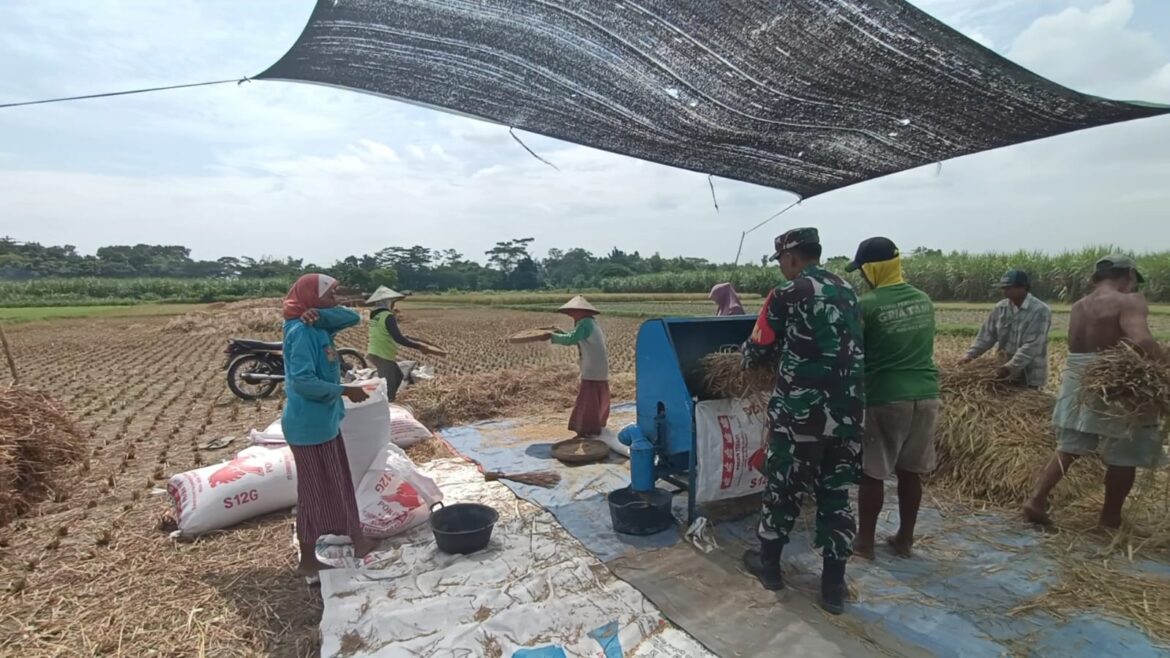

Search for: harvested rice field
xmin=0 ymin=302 xmax=1167 ymax=655
xmin=0 ymin=304 xmax=645 ymax=656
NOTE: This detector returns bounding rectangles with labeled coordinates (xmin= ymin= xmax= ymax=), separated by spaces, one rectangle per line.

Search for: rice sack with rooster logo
xmin=167 ymin=446 xmax=298 ymax=537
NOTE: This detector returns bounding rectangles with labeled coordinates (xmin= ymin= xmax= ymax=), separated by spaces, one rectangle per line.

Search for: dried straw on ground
xmin=1062 ymin=468 xmax=1170 ymax=555
xmin=1017 ymin=553 xmax=1170 ymax=643
xmin=162 ymin=308 xmax=283 ymax=335
xmin=0 ymin=388 xmax=87 ymax=526
xmin=398 ymin=366 xmax=635 ymax=430
xmin=699 ymin=350 xmax=773 ymax=400
xmin=163 ymin=302 xmax=372 ymax=336
xmin=404 ymin=435 xmax=454 ymax=463
xmin=220 ymin=297 xmax=282 ymax=310
xmin=1079 ymin=343 xmax=1170 ymax=426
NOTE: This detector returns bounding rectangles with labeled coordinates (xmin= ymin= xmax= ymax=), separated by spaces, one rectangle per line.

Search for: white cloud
xmin=1136 ymin=62 xmax=1170 ymax=100
xmin=1009 ymin=0 xmax=1168 ymax=96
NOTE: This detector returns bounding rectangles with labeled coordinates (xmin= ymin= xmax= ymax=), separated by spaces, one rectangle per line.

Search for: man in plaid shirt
xmin=960 ymin=269 xmax=1052 ymax=388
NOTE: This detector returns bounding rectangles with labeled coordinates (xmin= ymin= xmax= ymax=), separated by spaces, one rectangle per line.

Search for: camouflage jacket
xmin=742 ymin=265 xmax=865 ymax=440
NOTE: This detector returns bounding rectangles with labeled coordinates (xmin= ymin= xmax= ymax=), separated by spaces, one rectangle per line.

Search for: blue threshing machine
xmin=618 ymin=315 xmax=759 ymax=523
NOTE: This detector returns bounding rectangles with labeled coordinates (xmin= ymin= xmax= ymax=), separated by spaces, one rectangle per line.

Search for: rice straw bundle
xmin=1079 ymin=343 xmax=1170 ymax=426
xmin=938 ymin=356 xmax=1011 ymax=394
xmin=699 ymin=349 xmax=774 ymax=400
xmin=0 ymin=387 xmax=87 ymax=526
xmin=932 ymin=358 xmax=1103 ymax=505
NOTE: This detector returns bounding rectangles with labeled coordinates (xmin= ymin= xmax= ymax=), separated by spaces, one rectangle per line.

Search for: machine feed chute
xmin=619 ymin=316 xmax=767 ymax=524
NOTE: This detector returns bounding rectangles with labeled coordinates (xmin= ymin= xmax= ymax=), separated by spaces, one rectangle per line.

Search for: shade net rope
xmin=258 ymin=0 xmax=1169 ymax=198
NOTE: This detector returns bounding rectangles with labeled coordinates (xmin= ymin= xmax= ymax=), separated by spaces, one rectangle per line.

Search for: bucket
xmin=429 ymin=502 xmax=499 ymax=554
xmin=608 ymin=486 xmax=674 ymax=535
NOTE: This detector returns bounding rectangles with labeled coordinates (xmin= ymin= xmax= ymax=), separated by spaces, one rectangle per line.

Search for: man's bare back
xmin=1067 ymin=286 xmax=1156 ymax=355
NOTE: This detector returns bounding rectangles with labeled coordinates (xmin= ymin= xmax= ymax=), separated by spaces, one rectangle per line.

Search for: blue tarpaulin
xmin=440 ymin=410 xmax=1168 ymax=657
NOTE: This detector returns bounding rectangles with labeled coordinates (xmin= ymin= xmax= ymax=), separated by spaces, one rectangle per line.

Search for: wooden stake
xmin=0 ymin=323 xmax=18 ymax=385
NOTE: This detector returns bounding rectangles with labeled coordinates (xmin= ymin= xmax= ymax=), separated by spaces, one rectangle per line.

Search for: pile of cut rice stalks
xmin=0 ymin=387 xmax=88 ymax=526
xmin=932 ymin=358 xmax=1104 ymax=506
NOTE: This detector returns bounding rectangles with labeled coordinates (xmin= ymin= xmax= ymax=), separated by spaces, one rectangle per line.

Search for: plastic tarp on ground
xmin=259 ymin=0 xmax=1168 ymax=197
xmin=315 ymin=458 xmax=714 ymax=658
xmin=439 ymin=410 xmax=1170 ymax=658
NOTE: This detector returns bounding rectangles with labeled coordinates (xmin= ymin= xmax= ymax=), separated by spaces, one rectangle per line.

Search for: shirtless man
xmin=1023 ymin=255 xmax=1163 ymax=528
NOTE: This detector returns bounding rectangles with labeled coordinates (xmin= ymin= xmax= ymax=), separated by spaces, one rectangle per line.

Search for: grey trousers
xmin=367 ymin=354 xmax=404 ymax=402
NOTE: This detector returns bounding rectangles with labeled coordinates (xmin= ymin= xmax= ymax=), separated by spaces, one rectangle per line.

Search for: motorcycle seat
xmin=230 ymin=338 xmax=283 ymax=352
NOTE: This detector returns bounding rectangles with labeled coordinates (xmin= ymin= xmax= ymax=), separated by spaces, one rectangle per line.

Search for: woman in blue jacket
xmin=282 ymin=274 xmax=377 ymax=575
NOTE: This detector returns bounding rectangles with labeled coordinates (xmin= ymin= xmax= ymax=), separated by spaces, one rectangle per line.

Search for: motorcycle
xmin=225 ymin=338 xmax=368 ymax=400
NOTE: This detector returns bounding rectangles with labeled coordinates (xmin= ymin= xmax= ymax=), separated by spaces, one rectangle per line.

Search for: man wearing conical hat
xmin=548 ymin=296 xmax=610 ymax=437
xmin=365 ymin=286 xmax=443 ymax=401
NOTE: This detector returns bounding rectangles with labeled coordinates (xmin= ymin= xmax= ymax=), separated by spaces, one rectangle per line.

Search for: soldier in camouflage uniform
xmin=740 ymin=227 xmax=865 ymax=615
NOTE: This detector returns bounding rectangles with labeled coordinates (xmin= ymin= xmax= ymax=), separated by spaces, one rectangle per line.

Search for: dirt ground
xmin=0 ymin=307 xmax=979 ymax=656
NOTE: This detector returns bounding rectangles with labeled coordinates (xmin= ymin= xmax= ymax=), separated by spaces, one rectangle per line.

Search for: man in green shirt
xmin=846 ymin=237 xmax=940 ymax=560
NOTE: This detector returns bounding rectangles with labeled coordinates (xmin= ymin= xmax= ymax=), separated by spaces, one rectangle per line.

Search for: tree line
xmin=0 ymin=237 xmax=727 ymax=293
xmin=4 ymin=238 xmax=1166 ymax=303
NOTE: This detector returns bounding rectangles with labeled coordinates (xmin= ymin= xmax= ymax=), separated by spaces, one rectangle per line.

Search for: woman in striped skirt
xmin=281 ymin=274 xmax=377 ymax=575
xmin=549 ymin=296 xmax=610 ymax=437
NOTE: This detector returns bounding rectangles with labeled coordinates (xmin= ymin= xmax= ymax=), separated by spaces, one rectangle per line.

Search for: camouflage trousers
xmin=758 ymin=428 xmax=861 ymax=560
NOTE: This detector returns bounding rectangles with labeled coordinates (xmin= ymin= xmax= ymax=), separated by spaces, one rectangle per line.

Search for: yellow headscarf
xmin=860 ymin=256 xmax=905 ymax=289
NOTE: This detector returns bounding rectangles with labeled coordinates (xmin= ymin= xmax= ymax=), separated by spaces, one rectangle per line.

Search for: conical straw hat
xmin=366 ymin=286 xmax=406 ymax=304
xmin=558 ymin=295 xmax=600 ymax=314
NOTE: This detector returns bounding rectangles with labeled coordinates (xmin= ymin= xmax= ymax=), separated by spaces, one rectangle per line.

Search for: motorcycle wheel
xmin=338 ymin=348 xmax=368 ymax=374
xmin=227 ymin=354 xmax=280 ymax=400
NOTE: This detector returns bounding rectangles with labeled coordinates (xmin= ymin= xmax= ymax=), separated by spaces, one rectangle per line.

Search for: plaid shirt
xmin=966 ymin=294 xmax=1052 ymax=388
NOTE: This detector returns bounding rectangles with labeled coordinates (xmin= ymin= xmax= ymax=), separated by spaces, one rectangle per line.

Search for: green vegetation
xmin=0 ymin=277 xmax=293 ymax=307
xmin=0 ymin=304 xmax=200 ymax=324
xmin=601 ymin=248 xmax=1170 ymax=303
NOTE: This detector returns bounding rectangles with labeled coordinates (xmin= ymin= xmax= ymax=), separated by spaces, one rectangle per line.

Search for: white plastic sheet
xmin=317 ymin=459 xmax=712 ymax=658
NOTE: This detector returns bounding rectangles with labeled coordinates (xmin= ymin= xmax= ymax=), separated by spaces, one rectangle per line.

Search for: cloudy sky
xmin=1 ymin=0 xmax=1168 ymax=265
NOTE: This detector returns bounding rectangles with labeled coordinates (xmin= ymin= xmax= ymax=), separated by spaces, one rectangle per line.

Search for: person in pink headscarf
xmin=281 ymin=273 xmax=376 ymax=575
xmin=710 ymin=282 xmax=746 ymax=316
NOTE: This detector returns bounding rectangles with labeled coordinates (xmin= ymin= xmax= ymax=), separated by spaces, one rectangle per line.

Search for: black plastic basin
xmin=608 ymin=486 xmax=674 ymax=536
xmin=430 ymin=502 xmax=499 ymax=555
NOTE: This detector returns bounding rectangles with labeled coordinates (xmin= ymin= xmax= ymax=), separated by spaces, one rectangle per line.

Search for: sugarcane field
xmin=5 ymin=1 xmax=1170 ymax=657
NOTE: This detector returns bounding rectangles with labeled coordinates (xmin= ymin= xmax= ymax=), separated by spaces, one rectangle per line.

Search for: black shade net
xmin=259 ymin=0 xmax=1169 ymax=198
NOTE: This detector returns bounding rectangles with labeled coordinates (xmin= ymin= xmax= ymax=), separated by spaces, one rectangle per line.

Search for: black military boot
xmin=742 ymin=539 xmax=785 ymax=591
xmin=820 ymin=557 xmax=847 ymax=615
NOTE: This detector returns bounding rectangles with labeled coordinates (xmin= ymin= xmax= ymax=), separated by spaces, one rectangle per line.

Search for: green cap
xmin=999 ymin=269 xmax=1031 ymax=288
xmin=1095 ymin=254 xmax=1144 ymax=283
xmin=771 ymin=227 xmax=819 ymax=261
